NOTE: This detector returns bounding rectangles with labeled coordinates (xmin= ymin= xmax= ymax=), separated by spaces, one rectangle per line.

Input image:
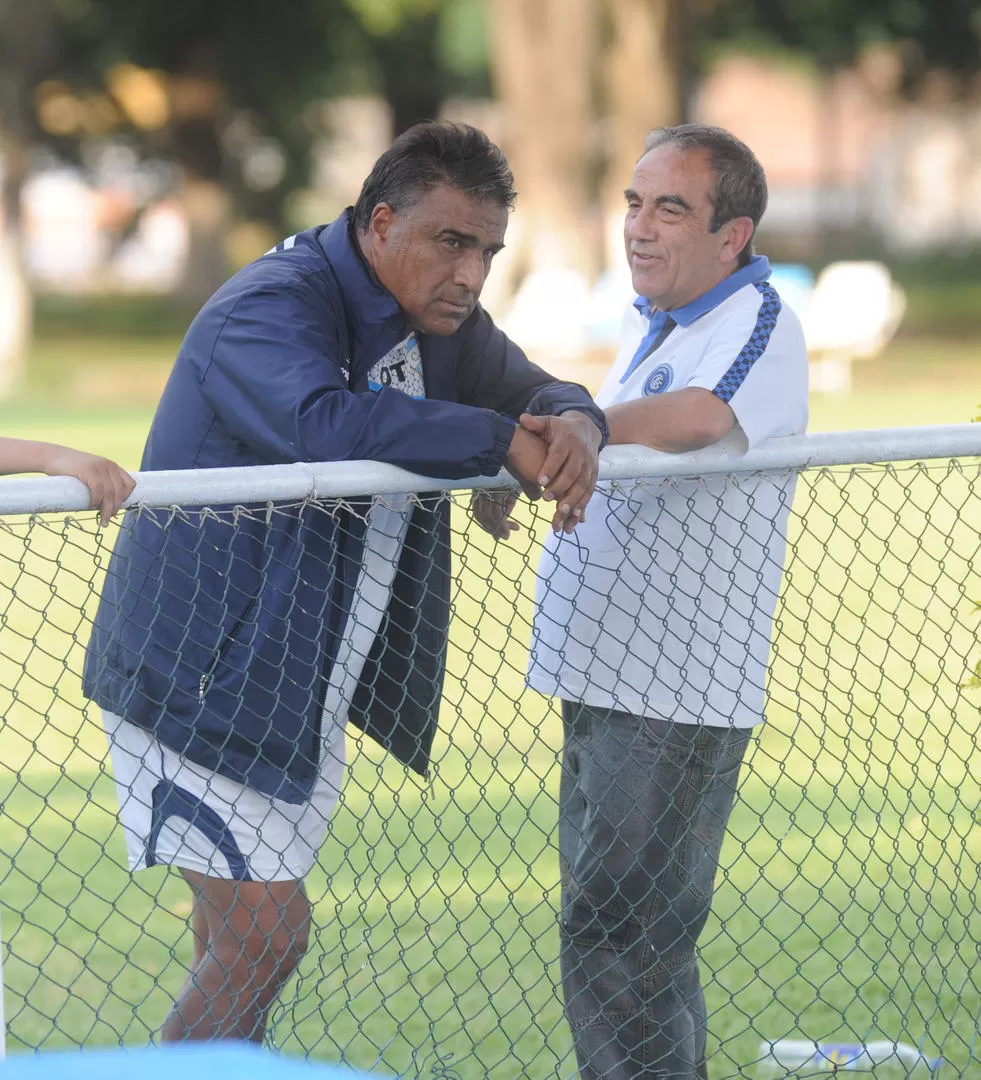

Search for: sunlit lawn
xmin=0 ymin=333 xmax=978 ymax=1077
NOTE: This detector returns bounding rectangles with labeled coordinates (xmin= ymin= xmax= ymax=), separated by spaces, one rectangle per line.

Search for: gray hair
xmin=643 ymin=124 xmax=767 ymax=267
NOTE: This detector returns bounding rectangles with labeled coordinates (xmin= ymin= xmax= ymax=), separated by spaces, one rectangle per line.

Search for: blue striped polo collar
xmin=633 ymin=255 xmax=771 ymax=327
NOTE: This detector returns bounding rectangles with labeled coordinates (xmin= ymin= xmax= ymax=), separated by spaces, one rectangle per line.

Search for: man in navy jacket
xmin=83 ymin=121 xmax=606 ymax=1044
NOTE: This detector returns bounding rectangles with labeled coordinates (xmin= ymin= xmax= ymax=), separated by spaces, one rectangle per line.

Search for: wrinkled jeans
xmin=559 ymin=701 xmax=752 ymax=1080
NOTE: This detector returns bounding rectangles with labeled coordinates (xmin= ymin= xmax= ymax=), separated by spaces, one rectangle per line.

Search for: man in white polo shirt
xmin=524 ymin=124 xmax=808 ymax=1079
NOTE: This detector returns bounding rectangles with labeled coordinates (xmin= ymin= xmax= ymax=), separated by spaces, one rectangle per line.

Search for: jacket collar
xmin=318 ymin=209 xmax=407 ymax=343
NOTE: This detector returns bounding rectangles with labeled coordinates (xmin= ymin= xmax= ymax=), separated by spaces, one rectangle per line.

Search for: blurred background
xmin=0 ymin=0 xmax=979 ymax=467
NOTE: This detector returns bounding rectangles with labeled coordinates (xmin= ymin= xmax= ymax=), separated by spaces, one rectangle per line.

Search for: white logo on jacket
xmin=367 ymin=335 xmax=425 ymax=399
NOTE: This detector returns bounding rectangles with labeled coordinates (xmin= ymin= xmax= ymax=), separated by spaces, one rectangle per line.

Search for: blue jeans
xmin=559 ymin=701 xmax=752 ymax=1080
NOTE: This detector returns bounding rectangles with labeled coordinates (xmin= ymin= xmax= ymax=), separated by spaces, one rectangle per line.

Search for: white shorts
xmin=103 ymin=708 xmax=347 ymax=883
xmin=103 ymin=498 xmax=415 ymax=884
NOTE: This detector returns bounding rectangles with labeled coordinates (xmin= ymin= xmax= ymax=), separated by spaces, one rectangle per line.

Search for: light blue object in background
xmin=0 ymin=1043 xmax=386 ymax=1080
xmin=583 ymin=269 xmax=633 ymax=348
xmin=766 ymin=263 xmax=815 ymax=320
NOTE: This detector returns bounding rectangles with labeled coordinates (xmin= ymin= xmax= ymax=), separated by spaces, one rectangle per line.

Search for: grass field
xmin=0 ymin=335 xmax=978 ymax=1077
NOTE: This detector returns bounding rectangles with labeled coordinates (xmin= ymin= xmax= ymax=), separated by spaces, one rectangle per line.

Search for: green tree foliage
xmin=343 ymin=0 xmax=490 ymax=134
xmin=0 ymin=0 xmax=489 ymax=231
xmin=52 ymin=0 xmax=363 ymax=226
xmin=705 ymin=0 xmax=981 ymax=86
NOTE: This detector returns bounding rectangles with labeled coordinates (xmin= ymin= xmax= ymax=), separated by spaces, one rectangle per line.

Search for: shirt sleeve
xmin=197 ymin=282 xmax=516 ymax=478
xmin=685 ymin=286 xmax=809 ymax=451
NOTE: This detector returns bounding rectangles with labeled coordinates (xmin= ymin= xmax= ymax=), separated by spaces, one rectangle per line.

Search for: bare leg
xmin=169 ymin=874 xmax=211 ymax=1014
xmin=160 ymin=868 xmax=311 ymax=1043
xmin=189 ymin=885 xmax=209 ymax=967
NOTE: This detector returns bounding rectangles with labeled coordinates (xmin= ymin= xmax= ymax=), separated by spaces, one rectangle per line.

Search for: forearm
xmin=0 ymin=437 xmax=66 ymax=476
xmin=207 ymin=372 xmax=518 ymax=477
xmin=605 ymin=388 xmax=736 ymax=453
xmin=455 ymin=309 xmax=607 ymax=442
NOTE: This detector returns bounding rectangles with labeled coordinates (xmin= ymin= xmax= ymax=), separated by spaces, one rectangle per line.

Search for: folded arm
xmin=605 ymin=387 xmax=735 ymax=452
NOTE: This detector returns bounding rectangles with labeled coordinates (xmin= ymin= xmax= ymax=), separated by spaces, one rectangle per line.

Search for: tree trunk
xmin=371 ymin=12 xmax=448 ymax=134
xmin=486 ymin=0 xmax=601 ymax=280
xmin=600 ymin=0 xmax=683 ymax=272
xmin=0 ymin=0 xmax=61 ymax=398
xmin=484 ymin=0 xmax=601 ymax=360
xmin=175 ymin=174 xmax=232 ymax=307
xmin=167 ymin=64 xmax=232 ymax=306
xmin=0 ymin=136 xmax=33 ymax=400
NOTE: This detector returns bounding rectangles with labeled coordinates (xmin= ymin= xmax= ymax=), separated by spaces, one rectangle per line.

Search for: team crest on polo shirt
xmin=367 ymin=334 xmax=425 ymax=399
xmin=643 ymin=364 xmax=673 ymax=395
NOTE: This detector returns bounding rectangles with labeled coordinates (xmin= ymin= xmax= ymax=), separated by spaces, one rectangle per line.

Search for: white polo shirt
xmin=526 ymin=256 xmax=808 ymax=728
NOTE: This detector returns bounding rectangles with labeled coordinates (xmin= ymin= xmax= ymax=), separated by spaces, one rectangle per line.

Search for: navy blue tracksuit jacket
xmin=83 ymin=211 xmax=606 ymax=803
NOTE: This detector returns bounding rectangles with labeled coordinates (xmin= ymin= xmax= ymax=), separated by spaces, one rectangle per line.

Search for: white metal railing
xmin=0 ymin=424 xmax=978 ymax=514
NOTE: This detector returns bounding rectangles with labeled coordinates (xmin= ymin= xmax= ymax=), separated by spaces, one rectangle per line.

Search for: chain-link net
xmin=0 ymin=456 xmax=978 ymax=1078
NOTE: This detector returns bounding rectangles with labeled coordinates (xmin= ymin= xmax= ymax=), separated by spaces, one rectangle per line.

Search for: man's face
xmin=365 ymin=184 xmax=507 ymax=335
xmin=624 ymin=143 xmax=745 ymax=311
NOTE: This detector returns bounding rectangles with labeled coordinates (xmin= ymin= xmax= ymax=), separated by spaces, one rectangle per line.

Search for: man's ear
xmin=368 ymin=203 xmax=396 ymax=244
xmin=721 ymin=216 xmax=754 ymax=264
